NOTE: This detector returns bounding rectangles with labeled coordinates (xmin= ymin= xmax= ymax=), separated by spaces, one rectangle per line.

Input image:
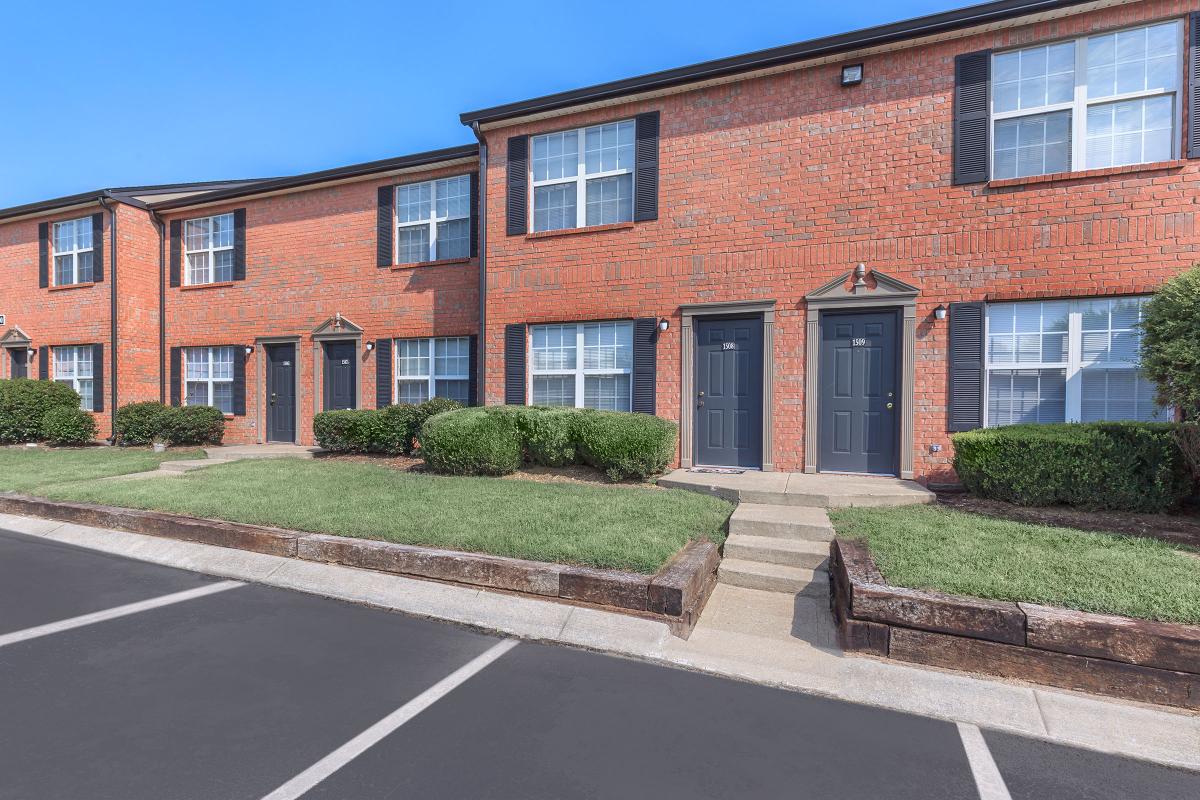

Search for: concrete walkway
xmin=2 ymin=510 xmax=1196 ymax=773
xmin=115 ymin=444 xmax=322 ymax=481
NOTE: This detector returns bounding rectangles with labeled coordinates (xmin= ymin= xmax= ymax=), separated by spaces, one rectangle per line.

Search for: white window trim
xmin=989 ymin=20 xmax=1184 ymax=179
xmin=528 ymin=322 xmax=634 ymax=410
xmin=394 ymin=176 xmax=471 ymax=265
xmin=183 ymin=213 xmax=235 ymax=286
xmin=393 ymin=336 xmax=471 ymax=403
xmin=51 ymin=217 xmax=93 ymax=286
xmin=184 ymin=346 xmax=234 ymax=414
xmin=529 ymin=121 xmax=634 ymax=232
xmin=52 ymin=346 xmax=93 ymax=411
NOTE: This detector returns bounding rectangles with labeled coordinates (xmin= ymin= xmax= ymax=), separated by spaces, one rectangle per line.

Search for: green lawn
xmin=42 ymin=459 xmax=733 ymax=573
xmin=830 ymin=504 xmax=1200 ymax=625
xmin=0 ymin=447 xmax=203 ymax=493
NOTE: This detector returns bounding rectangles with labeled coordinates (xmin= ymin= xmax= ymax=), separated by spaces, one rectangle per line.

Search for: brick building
xmin=2 ymin=0 xmax=1197 ymax=483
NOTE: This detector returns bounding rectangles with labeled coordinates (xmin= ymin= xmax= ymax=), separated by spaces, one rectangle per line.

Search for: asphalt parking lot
xmin=1 ymin=526 xmax=1198 ymax=800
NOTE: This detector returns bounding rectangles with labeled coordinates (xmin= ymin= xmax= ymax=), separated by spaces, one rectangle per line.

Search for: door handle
xmin=270 ymin=393 xmax=277 ymax=405
xmin=886 ymin=402 xmax=894 ymax=409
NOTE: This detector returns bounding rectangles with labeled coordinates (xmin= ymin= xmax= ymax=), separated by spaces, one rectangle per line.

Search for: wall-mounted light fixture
xmin=933 ymin=305 xmax=948 ymax=321
xmin=243 ymin=345 xmax=255 ymax=356
xmin=841 ymin=64 xmax=864 ymax=86
xmin=658 ymin=319 xmax=670 ymax=332
xmin=365 ymin=340 xmax=376 ymax=352
xmin=26 ymin=347 xmax=37 ymax=356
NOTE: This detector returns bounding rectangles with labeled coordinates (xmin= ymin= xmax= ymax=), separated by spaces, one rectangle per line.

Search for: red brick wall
xmin=114 ymin=204 xmax=164 ymax=410
xmin=479 ymin=0 xmax=1200 ymax=483
xmin=161 ymin=162 xmax=479 ymax=445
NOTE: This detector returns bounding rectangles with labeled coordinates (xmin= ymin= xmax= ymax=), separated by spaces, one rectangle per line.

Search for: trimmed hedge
xmin=420 ymin=407 xmax=523 ymax=476
xmin=114 ymin=402 xmax=224 ymax=447
xmin=0 ymin=379 xmax=83 ymax=444
xmin=114 ymin=402 xmax=174 ymax=446
xmin=312 ymin=398 xmax=464 ymax=456
xmin=40 ymin=406 xmax=97 ymax=446
xmin=575 ymin=410 xmax=677 ymax=481
xmin=952 ymin=422 xmax=1193 ymax=513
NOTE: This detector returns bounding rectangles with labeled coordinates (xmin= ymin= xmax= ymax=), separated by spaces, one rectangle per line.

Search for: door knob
xmin=886 ymin=402 xmax=894 ymax=409
xmin=698 ymin=391 xmax=705 ymax=397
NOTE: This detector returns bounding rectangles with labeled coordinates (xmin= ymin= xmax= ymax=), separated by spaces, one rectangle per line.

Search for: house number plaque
xmin=722 ymin=342 xmax=736 ymax=350
xmin=340 ymin=359 xmax=350 ymax=366
xmin=851 ymin=338 xmax=870 ymax=347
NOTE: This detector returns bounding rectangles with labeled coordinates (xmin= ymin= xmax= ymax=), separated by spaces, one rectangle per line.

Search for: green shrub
xmin=952 ymin=422 xmax=1192 ymax=513
xmin=521 ymin=407 xmax=579 ymax=467
xmin=1140 ymin=264 xmax=1200 ymax=419
xmin=373 ymin=404 xmax=418 ymax=455
xmin=575 ymin=410 xmax=679 ymax=481
xmin=40 ymin=405 xmax=97 ymax=446
xmin=114 ymin=402 xmax=174 ymax=446
xmin=313 ymin=398 xmax=466 ymax=456
xmin=163 ymin=405 xmax=225 ymax=446
xmin=420 ymin=408 xmax=523 ymax=475
xmin=0 ymin=379 xmax=83 ymax=444
xmin=313 ymin=409 xmax=376 ymax=453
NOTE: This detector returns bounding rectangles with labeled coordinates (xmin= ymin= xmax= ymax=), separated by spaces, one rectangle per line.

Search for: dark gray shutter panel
xmin=232 ymin=347 xmax=246 ymax=415
xmin=169 ymin=220 xmax=182 ymax=287
xmin=947 ymin=302 xmax=985 ymax=432
xmin=468 ymin=334 xmax=479 ymax=406
xmin=91 ymin=344 xmax=104 ymax=412
xmin=169 ymin=347 xmax=182 ymax=406
xmin=38 ymin=222 xmax=49 ymax=288
xmin=503 ymin=324 xmax=526 ymax=405
xmin=505 ymin=136 xmax=528 ymax=236
xmin=1189 ymin=12 xmax=1200 ymax=158
xmin=952 ymin=50 xmax=991 ymax=185
xmin=233 ymin=209 xmax=247 ymax=281
xmin=377 ymin=186 xmax=393 ymax=267
xmin=39 ymin=347 xmax=48 ymax=379
xmin=375 ymin=338 xmax=392 ymax=408
xmin=632 ymin=317 xmax=658 ymax=414
xmin=91 ymin=213 xmax=104 ymax=282
xmin=634 ymin=112 xmax=660 ymax=222
xmin=469 ymin=171 xmax=480 ymax=257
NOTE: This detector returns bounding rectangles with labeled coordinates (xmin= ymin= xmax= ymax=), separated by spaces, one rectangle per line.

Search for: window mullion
xmin=576 ymin=135 xmax=587 ymax=229
xmin=429 ymin=182 xmax=438 ymax=262
xmin=428 ymin=337 xmax=437 ymax=400
xmin=1066 ymin=305 xmax=1082 ymax=421
xmin=1071 ymin=37 xmax=1088 ymax=173
xmin=574 ymin=327 xmax=586 ymax=409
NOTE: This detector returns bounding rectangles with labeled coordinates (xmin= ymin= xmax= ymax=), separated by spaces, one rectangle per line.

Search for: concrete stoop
xmin=718 ymin=559 xmax=830 ymax=596
xmin=719 ymin=503 xmax=836 ymax=594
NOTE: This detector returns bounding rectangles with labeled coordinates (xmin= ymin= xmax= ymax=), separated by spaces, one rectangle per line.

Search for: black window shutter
xmin=91 ymin=344 xmax=104 ymax=412
xmin=232 ymin=346 xmax=246 ymax=415
xmin=952 ymin=50 xmax=991 ymax=185
xmin=1189 ymin=12 xmax=1200 ymax=158
xmin=505 ymin=136 xmax=528 ymax=236
xmin=169 ymin=220 xmax=182 ymax=287
xmin=634 ymin=112 xmax=660 ymax=222
xmin=469 ymin=171 xmax=480 ymax=257
xmin=375 ymin=338 xmax=392 ymax=408
xmin=233 ymin=209 xmax=247 ymax=281
xmin=503 ymin=324 xmax=527 ymax=405
xmin=377 ymin=186 xmax=393 ymax=267
xmin=468 ymin=333 xmax=479 ymax=406
xmin=38 ymin=222 xmax=49 ymax=288
xmin=632 ymin=317 xmax=658 ymax=414
xmin=169 ymin=346 xmax=182 ymax=406
xmin=947 ymin=302 xmax=985 ymax=432
xmin=91 ymin=213 xmax=104 ymax=282
xmin=39 ymin=346 xmax=49 ymax=379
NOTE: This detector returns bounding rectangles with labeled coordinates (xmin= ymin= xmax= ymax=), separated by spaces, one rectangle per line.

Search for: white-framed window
xmin=394 ymin=336 xmax=471 ymax=404
xmin=530 ymin=321 xmax=633 ymax=410
xmin=185 ymin=346 xmax=235 ymax=414
xmin=52 ymin=346 xmax=94 ymax=411
xmin=394 ymin=176 xmax=471 ymax=264
xmin=531 ymin=120 xmax=635 ymax=232
xmin=990 ymin=20 xmax=1182 ymax=179
xmin=52 ymin=217 xmax=94 ymax=286
xmin=184 ymin=213 xmax=235 ymax=285
xmin=984 ymin=297 xmax=1165 ymax=426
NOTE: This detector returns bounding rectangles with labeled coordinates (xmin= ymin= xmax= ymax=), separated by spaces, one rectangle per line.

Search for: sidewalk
xmin=2 ymin=510 xmax=1197 ymax=773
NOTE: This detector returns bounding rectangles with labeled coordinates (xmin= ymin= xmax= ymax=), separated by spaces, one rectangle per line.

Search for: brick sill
xmin=390 ymin=257 xmax=471 ymax=270
xmin=48 ymin=282 xmax=97 ymax=292
xmin=525 ymin=221 xmax=635 ymax=240
xmin=987 ymin=159 xmax=1187 ymax=189
xmin=179 ymin=281 xmax=237 ymax=291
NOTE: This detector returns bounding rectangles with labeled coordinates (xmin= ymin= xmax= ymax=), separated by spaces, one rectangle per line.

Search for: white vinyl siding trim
xmin=530 ymin=322 xmax=633 ymax=410
xmin=530 ymin=120 xmax=634 ymax=232
xmin=393 ymin=337 xmax=470 ymax=404
xmin=52 ymin=346 xmax=94 ymax=411
xmin=184 ymin=346 xmax=235 ymax=414
xmin=183 ymin=213 xmax=235 ymax=286
xmin=394 ymin=176 xmax=471 ymax=265
xmin=51 ymin=217 xmax=94 ymax=286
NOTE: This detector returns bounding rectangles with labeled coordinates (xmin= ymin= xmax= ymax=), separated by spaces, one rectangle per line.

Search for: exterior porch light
xmin=658 ymin=319 xmax=669 ymax=332
xmin=933 ymin=305 xmax=947 ymax=321
xmin=243 ymin=345 xmax=255 ymax=356
xmin=26 ymin=347 xmax=37 ymax=356
xmin=841 ymin=64 xmax=863 ymax=86
xmin=365 ymin=340 xmax=376 ymax=352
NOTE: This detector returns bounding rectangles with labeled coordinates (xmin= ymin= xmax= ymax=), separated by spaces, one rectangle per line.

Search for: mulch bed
xmin=936 ymin=492 xmax=1200 ymax=550
xmin=312 ymin=453 xmax=659 ymax=490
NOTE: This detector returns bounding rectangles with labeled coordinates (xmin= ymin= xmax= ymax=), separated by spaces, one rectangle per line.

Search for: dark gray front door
xmin=9 ymin=349 xmax=27 ymax=379
xmin=265 ymin=343 xmax=296 ymax=443
xmin=695 ymin=316 xmax=763 ymax=468
xmin=323 ymin=341 xmax=356 ymax=411
xmin=819 ymin=310 xmax=899 ymax=475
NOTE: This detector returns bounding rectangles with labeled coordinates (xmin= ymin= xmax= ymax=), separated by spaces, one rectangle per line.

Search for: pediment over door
xmin=0 ymin=327 xmax=32 ymax=347
xmin=311 ymin=314 xmax=364 ymax=339
xmin=805 ymin=267 xmax=920 ymax=305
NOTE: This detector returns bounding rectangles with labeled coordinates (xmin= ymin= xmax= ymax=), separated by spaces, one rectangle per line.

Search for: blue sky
xmin=0 ymin=0 xmax=965 ymax=208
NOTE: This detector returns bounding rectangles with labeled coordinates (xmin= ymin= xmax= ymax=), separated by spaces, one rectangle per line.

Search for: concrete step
xmin=718 ymin=558 xmax=829 ymax=596
xmin=728 ymin=503 xmax=835 ymax=541
xmin=658 ymin=470 xmax=935 ymax=509
xmin=723 ymin=534 xmax=829 ymax=569
xmin=203 ymin=445 xmax=321 ymax=460
xmin=159 ymin=459 xmax=233 ymax=472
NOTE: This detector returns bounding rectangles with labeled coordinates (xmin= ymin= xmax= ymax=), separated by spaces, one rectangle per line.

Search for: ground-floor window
xmin=52 ymin=346 xmax=93 ymax=411
xmin=394 ymin=336 xmax=470 ymax=404
xmin=985 ymin=296 xmax=1165 ymax=425
xmin=185 ymin=346 xmax=235 ymax=414
xmin=530 ymin=321 xmax=633 ymax=410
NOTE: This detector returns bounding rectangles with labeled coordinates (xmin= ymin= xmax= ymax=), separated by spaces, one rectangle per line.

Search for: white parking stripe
xmin=957 ymin=723 xmax=1013 ymax=800
xmin=260 ymin=638 xmax=519 ymax=800
xmin=0 ymin=580 xmax=243 ymax=648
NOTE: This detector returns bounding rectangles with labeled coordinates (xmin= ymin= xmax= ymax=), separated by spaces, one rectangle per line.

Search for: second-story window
xmin=52 ymin=217 xmax=93 ymax=285
xmin=395 ymin=175 xmax=471 ymax=264
xmin=531 ymin=120 xmax=634 ymax=232
xmin=184 ymin=213 xmax=235 ymax=285
xmin=991 ymin=21 xmax=1181 ymax=180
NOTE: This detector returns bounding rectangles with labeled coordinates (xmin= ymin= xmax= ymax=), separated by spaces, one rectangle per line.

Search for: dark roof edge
xmin=459 ymin=0 xmax=1095 ymax=126
xmin=151 ymin=143 xmax=480 ymax=211
xmin=0 ymin=179 xmax=268 ymax=223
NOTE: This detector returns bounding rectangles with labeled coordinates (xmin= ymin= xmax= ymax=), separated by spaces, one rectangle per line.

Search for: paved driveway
xmin=1 ymin=527 xmax=1196 ymax=800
